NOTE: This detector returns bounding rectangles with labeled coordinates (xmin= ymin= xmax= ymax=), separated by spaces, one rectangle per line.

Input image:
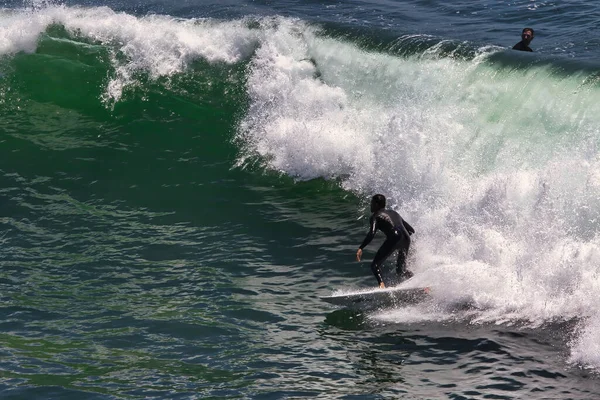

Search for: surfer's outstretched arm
xmin=356 ymin=216 xmax=377 ymax=261
xmin=359 ymin=216 xmax=377 ymax=249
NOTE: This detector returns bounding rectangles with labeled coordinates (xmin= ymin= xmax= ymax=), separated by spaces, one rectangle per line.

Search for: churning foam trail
xmin=0 ymin=4 xmax=260 ymax=102
xmin=236 ymin=24 xmax=600 ymax=369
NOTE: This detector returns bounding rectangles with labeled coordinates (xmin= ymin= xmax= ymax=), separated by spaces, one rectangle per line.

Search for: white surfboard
xmin=321 ymin=285 xmax=430 ymax=309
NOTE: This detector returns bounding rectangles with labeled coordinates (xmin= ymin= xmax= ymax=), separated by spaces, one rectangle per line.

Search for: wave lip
xmin=1 ymin=5 xmax=262 ymax=102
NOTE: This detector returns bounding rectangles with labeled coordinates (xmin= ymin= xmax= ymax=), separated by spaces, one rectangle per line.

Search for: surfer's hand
xmin=379 ymin=282 xmax=385 ymax=289
xmin=356 ymin=248 xmax=362 ymax=261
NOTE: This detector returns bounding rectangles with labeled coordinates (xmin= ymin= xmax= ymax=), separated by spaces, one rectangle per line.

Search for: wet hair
xmin=522 ymin=27 xmax=534 ymax=36
xmin=371 ymin=194 xmax=386 ymax=211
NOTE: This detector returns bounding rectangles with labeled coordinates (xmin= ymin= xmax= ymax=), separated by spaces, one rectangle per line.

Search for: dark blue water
xmin=1 ymin=0 xmax=600 ymax=398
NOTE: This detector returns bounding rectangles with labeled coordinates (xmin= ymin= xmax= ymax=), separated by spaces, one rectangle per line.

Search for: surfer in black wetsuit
xmin=356 ymin=194 xmax=415 ymax=288
xmin=512 ymin=28 xmax=534 ymax=52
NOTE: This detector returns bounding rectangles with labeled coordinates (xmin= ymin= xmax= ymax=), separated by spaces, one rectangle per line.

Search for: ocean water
xmin=1 ymin=0 xmax=600 ymax=398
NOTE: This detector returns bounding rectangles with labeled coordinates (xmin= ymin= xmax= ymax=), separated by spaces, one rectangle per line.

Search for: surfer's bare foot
xmin=379 ymin=282 xmax=385 ymax=289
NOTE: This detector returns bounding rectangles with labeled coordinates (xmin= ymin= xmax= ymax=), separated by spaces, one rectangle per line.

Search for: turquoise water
xmin=1 ymin=1 xmax=600 ymax=398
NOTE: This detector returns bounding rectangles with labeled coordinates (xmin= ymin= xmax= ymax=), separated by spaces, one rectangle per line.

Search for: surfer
xmin=356 ymin=194 xmax=415 ymax=289
xmin=512 ymin=28 xmax=534 ymax=52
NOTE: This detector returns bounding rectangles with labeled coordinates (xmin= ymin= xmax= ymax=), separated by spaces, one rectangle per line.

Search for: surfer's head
xmin=370 ymin=194 xmax=386 ymax=213
xmin=521 ymin=27 xmax=534 ymax=44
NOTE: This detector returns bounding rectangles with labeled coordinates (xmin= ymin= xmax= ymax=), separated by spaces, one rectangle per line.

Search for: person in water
xmin=512 ymin=28 xmax=534 ymax=52
xmin=356 ymin=194 xmax=415 ymax=288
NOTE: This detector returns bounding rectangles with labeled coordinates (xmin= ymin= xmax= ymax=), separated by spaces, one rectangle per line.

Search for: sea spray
xmin=237 ymin=22 xmax=600 ymax=369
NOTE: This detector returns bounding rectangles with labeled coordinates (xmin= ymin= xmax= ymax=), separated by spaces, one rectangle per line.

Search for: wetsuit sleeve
xmin=359 ymin=215 xmax=377 ymax=249
xmin=402 ymin=220 xmax=415 ymax=235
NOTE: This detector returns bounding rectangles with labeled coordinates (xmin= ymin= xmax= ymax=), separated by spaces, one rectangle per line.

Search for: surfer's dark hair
xmin=371 ymin=194 xmax=386 ymax=211
xmin=523 ymin=27 xmax=534 ymax=35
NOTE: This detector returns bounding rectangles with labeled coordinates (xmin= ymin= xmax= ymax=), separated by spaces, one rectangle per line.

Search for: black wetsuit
xmin=512 ymin=41 xmax=533 ymax=52
xmin=359 ymin=209 xmax=415 ymax=285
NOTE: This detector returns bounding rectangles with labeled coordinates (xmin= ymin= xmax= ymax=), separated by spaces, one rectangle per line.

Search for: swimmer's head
xmin=522 ymin=28 xmax=534 ymax=43
xmin=370 ymin=194 xmax=386 ymax=213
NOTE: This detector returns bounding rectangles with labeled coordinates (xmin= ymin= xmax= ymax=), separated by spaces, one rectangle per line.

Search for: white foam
xmin=570 ymin=313 xmax=600 ymax=370
xmin=236 ymin=27 xmax=600 ymax=369
xmin=1 ymin=5 xmax=261 ymax=102
xmin=374 ymin=305 xmax=450 ymax=324
xmin=0 ymin=8 xmax=52 ymax=54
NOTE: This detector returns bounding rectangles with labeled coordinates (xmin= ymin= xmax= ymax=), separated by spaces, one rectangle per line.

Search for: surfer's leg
xmin=370 ymin=239 xmax=396 ymax=285
xmin=395 ymin=236 xmax=413 ymax=281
